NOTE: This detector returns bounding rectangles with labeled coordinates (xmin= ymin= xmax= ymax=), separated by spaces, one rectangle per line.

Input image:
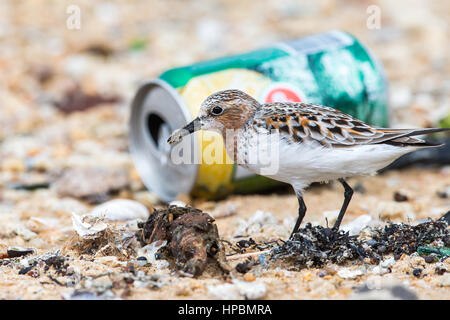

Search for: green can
xmin=130 ymin=30 xmax=389 ymax=201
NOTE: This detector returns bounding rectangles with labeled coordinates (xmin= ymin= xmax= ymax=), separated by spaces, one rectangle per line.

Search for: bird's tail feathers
xmin=383 ymin=127 xmax=449 ymax=148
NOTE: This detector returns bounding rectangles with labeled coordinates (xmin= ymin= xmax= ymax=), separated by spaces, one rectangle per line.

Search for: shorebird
xmin=168 ymin=89 xmax=449 ymax=238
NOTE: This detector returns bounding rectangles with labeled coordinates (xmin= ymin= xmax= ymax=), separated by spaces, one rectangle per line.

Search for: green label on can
xmin=160 ymin=30 xmax=388 ymax=127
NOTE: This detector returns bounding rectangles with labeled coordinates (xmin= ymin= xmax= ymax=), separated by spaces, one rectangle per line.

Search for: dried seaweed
xmin=272 ymin=219 xmax=449 ymax=270
xmin=3 ymin=251 xmax=71 ymax=279
xmin=367 ymin=219 xmax=449 ymax=258
xmin=66 ymin=227 xmax=136 ymax=259
xmin=272 ymin=223 xmax=366 ymax=268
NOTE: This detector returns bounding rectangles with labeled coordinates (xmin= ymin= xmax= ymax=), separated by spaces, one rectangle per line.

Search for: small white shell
xmin=169 ymin=200 xmax=187 ymax=208
xmin=89 ymin=199 xmax=149 ymax=221
xmin=341 ymin=214 xmax=372 ymax=236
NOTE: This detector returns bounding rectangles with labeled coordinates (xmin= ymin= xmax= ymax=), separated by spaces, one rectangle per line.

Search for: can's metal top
xmin=129 ymin=79 xmax=198 ymax=201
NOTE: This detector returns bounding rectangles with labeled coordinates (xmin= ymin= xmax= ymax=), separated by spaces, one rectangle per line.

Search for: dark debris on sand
xmin=137 ymin=205 xmax=230 ymax=277
xmin=272 ymin=219 xmax=449 ymax=270
xmin=272 ymin=223 xmax=367 ymax=268
xmin=368 ymin=218 xmax=449 ymax=258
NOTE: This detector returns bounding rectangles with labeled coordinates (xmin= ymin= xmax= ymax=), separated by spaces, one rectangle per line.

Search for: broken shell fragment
xmin=136 ymin=240 xmax=169 ymax=269
xmin=71 ymin=213 xmax=108 ymax=238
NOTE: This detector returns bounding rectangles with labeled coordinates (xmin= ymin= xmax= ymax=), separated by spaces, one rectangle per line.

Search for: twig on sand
xmin=227 ymin=249 xmax=271 ymax=261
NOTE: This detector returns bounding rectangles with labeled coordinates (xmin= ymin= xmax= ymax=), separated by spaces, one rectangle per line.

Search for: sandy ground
xmin=0 ymin=0 xmax=449 ymax=300
xmin=1 ymin=168 xmax=449 ymax=300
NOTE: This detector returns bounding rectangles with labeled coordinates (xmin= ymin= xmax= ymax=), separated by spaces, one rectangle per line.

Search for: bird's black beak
xmin=167 ymin=117 xmax=202 ymax=144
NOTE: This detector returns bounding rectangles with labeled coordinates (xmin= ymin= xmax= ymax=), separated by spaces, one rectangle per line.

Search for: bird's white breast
xmin=230 ymin=128 xmax=417 ymax=192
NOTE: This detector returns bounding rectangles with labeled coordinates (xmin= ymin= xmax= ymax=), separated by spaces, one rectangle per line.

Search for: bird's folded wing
xmin=256 ymin=102 xmax=438 ymax=148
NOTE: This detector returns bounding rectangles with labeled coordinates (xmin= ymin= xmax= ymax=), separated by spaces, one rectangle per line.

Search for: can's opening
xmin=147 ymin=113 xmax=167 ymax=149
xmin=130 ymin=79 xmax=198 ymax=201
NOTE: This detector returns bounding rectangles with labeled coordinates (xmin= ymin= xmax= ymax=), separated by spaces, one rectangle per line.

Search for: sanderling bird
xmin=168 ymin=89 xmax=449 ymax=238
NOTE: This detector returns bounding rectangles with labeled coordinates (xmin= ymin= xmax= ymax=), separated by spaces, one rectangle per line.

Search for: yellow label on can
xmin=179 ymin=68 xmax=271 ymax=198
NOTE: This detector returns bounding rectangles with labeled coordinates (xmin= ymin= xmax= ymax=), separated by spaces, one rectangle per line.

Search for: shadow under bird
xmin=168 ymin=89 xmax=450 ymax=238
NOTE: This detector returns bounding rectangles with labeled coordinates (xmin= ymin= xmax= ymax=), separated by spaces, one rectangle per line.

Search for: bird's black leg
xmin=333 ymin=178 xmax=354 ymax=230
xmin=290 ymin=194 xmax=306 ymax=239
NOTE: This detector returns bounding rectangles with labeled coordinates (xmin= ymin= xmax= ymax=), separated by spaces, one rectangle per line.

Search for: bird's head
xmin=167 ymin=89 xmax=260 ymax=144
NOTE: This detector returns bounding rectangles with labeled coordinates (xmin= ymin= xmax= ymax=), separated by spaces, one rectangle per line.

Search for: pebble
xmin=211 ymin=201 xmax=238 ymax=218
xmin=337 ymin=268 xmax=366 ymax=279
xmin=393 ymin=191 xmax=409 ymax=202
xmin=133 ymin=191 xmax=160 ymax=207
xmin=435 ymin=267 xmax=446 ymax=275
xmin=381 ymin=257 xmax=395 ymax=268
xmin=234 ymin=210 xmax=278 ymax=236
xmin=236 ymin=262 xmax=252 ymax=274
xmin=94 ymin=256 xmax=124 ymax=268
xmin=371 ymin=265 xmax=389 ymax=275
xmin=437 ymin=186 xmax=450 ymax=199
xmin=375 ymin=201 xmax=415 ymax=221
xmin=19 ymin=258 xmax=30 ymax=268
xmin=7 ymin=247 xmax=36 ymax=258
xmin=412 ymin=268 xmax=423 ymax=277
xmin=207 ymin=283 xmax=241 ymax=300
xmin=438 ymin=274 xmax=450 ymax=287
xmin=1 ymin=158 xmax=25 ymax=172
xmin=258 ymin=254 xmax=268 ymax=269
xmin=318 ymin=271 xmax=327 ymax=278
xmin=66 ymin=266 xmax=75 ymax=275
xmin=234 ymin=280 xmax=267 ymax=300
xmin=243 ymin=273 xmax=256 ymax=282
xmin=341 ymin=214 xmax=372 ymax=236
xmin=351 ymin=284 xmax=418 ymax=300
xmin=169 ymin=200 xmax=187 ymax=208
xmin=207 ymin=280 xmax=267 ymax=300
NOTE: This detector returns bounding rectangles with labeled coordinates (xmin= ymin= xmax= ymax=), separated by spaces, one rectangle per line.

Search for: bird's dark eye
xmin=211 ymin=106 xmax=223 ymax=115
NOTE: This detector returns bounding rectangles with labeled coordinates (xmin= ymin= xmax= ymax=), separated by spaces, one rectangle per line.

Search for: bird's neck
xmin=222 ymin=129 xmax=240 ymax=163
